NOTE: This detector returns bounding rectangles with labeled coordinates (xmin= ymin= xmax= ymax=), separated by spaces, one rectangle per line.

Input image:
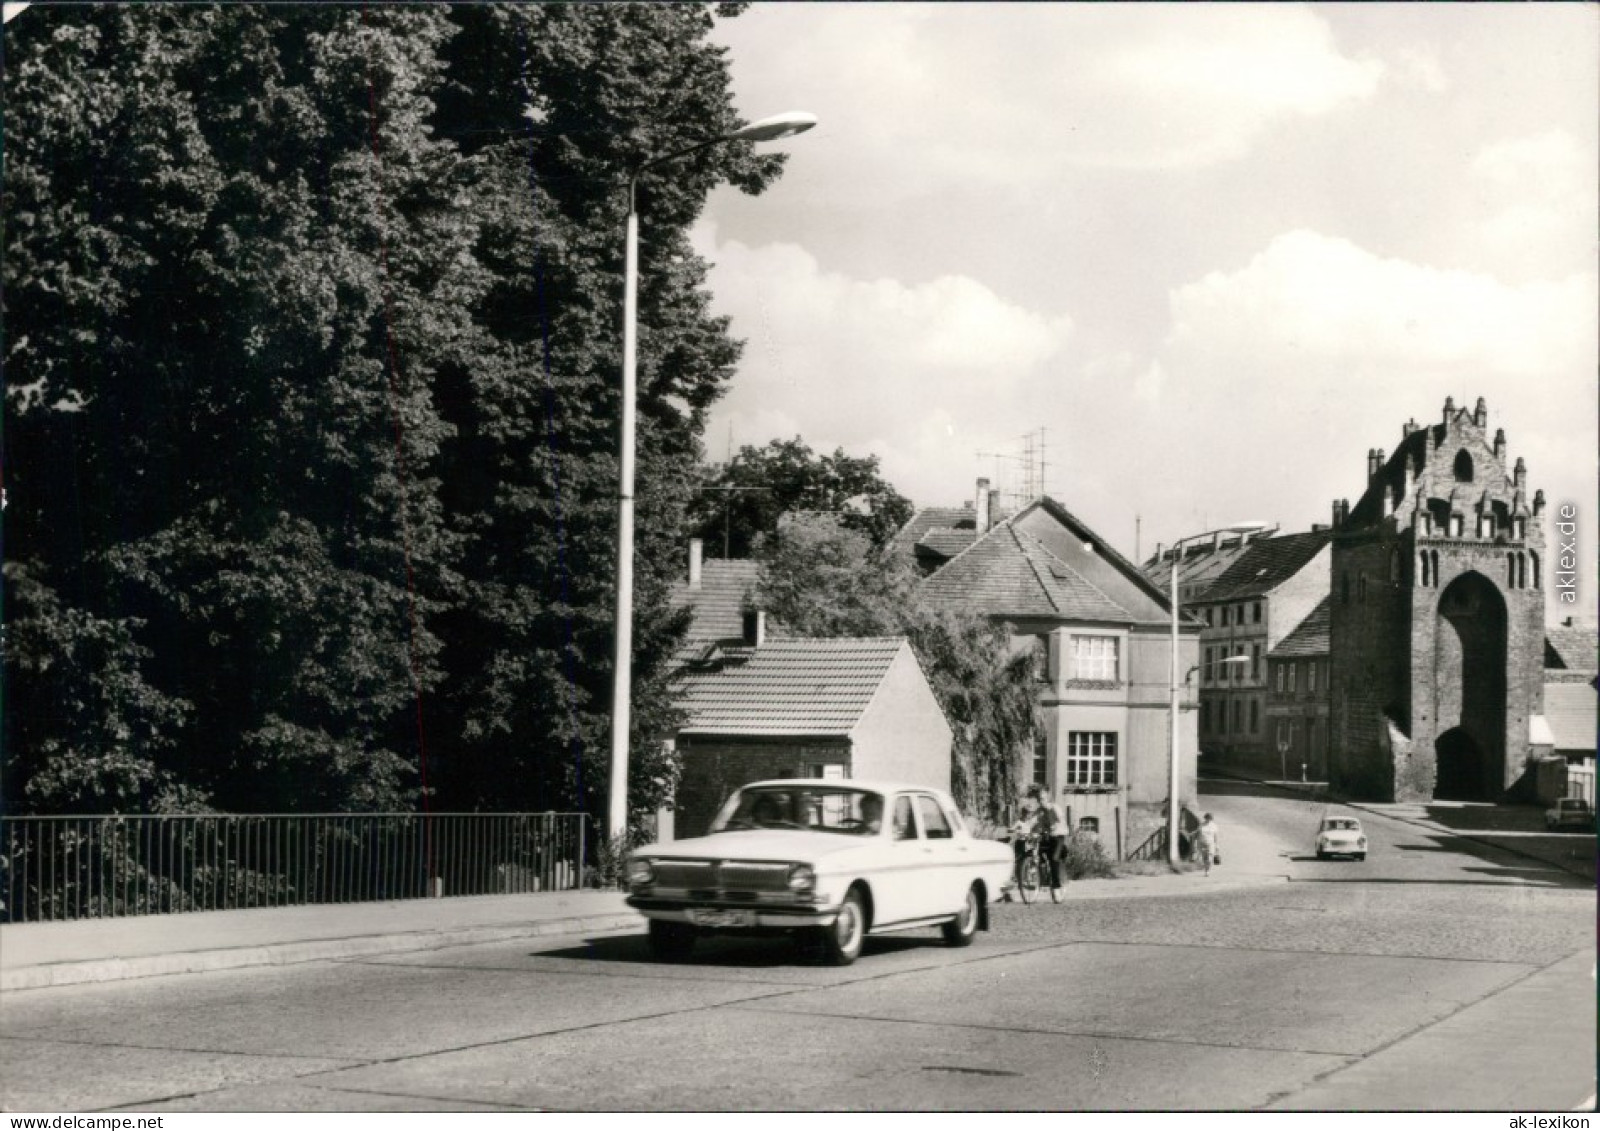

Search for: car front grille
xmin=654 ymin=859 xmax=792 ymax=896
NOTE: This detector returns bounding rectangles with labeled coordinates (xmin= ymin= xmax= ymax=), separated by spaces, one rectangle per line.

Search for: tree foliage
xmin=689 ymin=437 xmax=914 ymax=559
xmin=754 ymin=517 xmax=1033 ymax=821
xmin=3 ymin=4 xmax=775 ymax=828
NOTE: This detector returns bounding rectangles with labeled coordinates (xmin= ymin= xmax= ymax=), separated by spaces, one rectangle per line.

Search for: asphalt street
xmin=2 ymin=781 xmax=1593 ymax=1112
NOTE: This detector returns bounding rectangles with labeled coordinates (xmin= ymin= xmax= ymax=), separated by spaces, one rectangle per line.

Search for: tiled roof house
xmin=662 ymin=539 xmax=952 ymax=839
xmin=899 ymin=485 xmax=1202 ymax=858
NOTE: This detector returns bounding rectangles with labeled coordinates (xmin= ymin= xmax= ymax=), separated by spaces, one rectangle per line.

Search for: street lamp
xmin=607 ymin=112 xmax=817 ymax=844
xmin=1166 ymin=522 xmax=1269 ymax=867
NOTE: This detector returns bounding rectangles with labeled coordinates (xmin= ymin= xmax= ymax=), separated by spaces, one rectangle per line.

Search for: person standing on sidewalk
xmin=1196 ymin=813 xmax=1220 ymax=876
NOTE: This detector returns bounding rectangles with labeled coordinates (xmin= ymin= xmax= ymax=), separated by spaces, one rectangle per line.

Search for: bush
xmin=1061 ymin=831 xmax=1115 ymax=880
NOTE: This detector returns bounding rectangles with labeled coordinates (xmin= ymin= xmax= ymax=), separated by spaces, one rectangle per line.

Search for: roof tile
xmin=674 ymin=637 xmax=909 ymax=736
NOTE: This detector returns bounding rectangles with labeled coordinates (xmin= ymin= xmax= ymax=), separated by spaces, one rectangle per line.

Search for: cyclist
xmin=1027 ymin=784 xmax=1067 ymax=896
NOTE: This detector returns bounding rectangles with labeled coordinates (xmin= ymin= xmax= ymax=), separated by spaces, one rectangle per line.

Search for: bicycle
xmin=1012 ymin=832 xmax=1062 ymax=905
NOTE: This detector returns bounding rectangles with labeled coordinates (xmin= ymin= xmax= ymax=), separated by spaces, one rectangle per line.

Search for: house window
xmin=1289 ymin=664 xmax=1298 ymax=693
xmin=1250 ymin=699 xmax=1259 ymax=733
xmin=1308 ymin=662 xmax=1317 ymax=693
xmin=1222 ymin=607 xmax=1231 ymax=626
xmin=1065 ymin=732 xmax=1117 ymax=788
xmin=1031 ymin=635 xmax=1050 ymax=683
xmin=1219 ymin=700 xmax=1228 ymax=734
xmin=1032 ymin=732 xmax=1048 ymax=787
xmin=1204 ymin=608 xmax=1214 ymax=626
xmin=1275 ymin=664 xmax=1285 ymax=693
xmin=1232 ymin=700 xmax=1243 ymax=731
xmin=1253 ymin=602 xmax=1262 ymax=624
xmin=1251 ymin=644 xmax=1261 ymax=681
xmin=1201 ymin=700 xmax=1211 ymax=732
xmin=1071 ymin=635 xmax=1118 ymax=681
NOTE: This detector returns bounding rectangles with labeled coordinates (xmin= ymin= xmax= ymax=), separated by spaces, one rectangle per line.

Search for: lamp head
xmin=730 ymin=111 xmax=818 ymax=143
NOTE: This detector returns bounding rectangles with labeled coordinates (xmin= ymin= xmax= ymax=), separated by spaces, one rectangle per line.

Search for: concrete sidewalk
xmin=1 ymin=891 xmax=643 ymax=992
xmin=2 ymin=866 xmax=1285 ymax=994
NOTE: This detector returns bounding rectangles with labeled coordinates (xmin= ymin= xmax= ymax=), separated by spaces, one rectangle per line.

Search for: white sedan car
xmin=626 ymin=780 xmax=1014 ymax=966
xmin=1315 ymin=816 xmax=1368 ymax=861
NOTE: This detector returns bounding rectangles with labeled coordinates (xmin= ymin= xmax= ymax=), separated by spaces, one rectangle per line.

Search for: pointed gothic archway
xmin=1432 ymin=571 xmax=1507 ymax=800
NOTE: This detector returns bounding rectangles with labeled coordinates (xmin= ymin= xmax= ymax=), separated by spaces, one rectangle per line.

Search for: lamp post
xmin=1166 ymin=522 xmax=1269 ymax=867
xmin=607 ymin=112 xmax=817 ymax=844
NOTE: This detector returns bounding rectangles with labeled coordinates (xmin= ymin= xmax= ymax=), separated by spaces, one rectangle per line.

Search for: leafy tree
xmin=754 ymin=517 xmax=1032 ymax=820
xmin=2 ymin=4 xmax=785 ymax=831
xmin=690 ymin=438 xmax=914 ymax=559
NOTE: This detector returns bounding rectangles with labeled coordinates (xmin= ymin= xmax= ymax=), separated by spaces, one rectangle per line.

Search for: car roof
xmin=739 ymin=779 xmax=952 ymax=798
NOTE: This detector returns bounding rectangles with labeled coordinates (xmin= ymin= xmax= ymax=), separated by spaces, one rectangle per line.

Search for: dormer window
xmin=1453 ymin=450 xmax=1474 ymax=482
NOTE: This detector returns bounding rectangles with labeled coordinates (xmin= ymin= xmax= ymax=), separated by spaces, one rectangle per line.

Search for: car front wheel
xmin=819 ymin=889 xmax=866 ymax=966
xmin=941 ymin=884 xmax=980 ymax=947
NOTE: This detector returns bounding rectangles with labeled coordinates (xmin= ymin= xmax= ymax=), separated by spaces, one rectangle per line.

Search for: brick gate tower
xmin=1328 ymin=396 xmax=1547 ymax=802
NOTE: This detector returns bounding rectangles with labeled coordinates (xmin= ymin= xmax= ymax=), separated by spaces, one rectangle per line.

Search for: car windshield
xmin=1323 ymin=819 xmax=1360 ymax=831
xmin=710 ymin=786 xmax=887 ymax=836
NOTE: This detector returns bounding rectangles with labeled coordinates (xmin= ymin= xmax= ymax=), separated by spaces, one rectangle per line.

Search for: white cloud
xmin=716 ymin=5 xmax=1385 ymax=185
xmin=693 ymin=221 xmax=1074 ymax=502
xmin=1469 ymin=130 xmax=1595 ymax=277
xmin=1164 ymin=229 xmax=1594 ymax=387
xmin=1137 ymin=229 xmax=1597 ymax=563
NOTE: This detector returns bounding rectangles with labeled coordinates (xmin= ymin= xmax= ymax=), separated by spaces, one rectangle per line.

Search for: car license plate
xmin=688 ymin=908 xmax=756 ymax=928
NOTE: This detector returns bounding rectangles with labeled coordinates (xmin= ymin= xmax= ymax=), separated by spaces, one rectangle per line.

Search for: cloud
xmin=1137 ymin=229 xmax=1597 ymax=556
xmin=1469 ymin=130 xmax=1595 ymax=277
xmin=1163 ymin=229 xmax=1595 ymax=388
xmin=716 ymin=5 xmax=1385 ymax=184
xmin=692 ymin=221 xmax=1074 ymax=502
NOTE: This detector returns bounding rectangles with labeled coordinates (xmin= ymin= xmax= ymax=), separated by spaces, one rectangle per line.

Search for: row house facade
xmin=1147 ymin=530 xmax=1331 ymax=778
xmin=1266 ymin=597 xmax=1332 ymax=783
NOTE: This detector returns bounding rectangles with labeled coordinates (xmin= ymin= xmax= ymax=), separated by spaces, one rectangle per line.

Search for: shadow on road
xmin=532 ymin=930 xmax=943 ymax=970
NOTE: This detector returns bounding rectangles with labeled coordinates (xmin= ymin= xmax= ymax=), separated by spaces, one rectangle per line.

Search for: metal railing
xmin=1 ymin=812 xmax=588 ymax=923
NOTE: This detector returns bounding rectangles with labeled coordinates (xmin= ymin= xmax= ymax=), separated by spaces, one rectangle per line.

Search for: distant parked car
xmin=1315 ymin=816 xmax=1367 ymax=861
xmin=1544 ymin=797 xmax=1594 ymax=831
xmin=625 ymin=780 xmax=1013 ymax=966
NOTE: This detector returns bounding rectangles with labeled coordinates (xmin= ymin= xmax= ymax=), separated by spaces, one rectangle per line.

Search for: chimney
xmin=1443 ymin=395 xmax=1455 ymax=422
xmin=975 ymin=478 xmax=991 ymax=533
xmin=1401 ymin=418 xmax=1418 ymax=440
xmin=1311 ymin=523 xmax=1329 ymax=533
xmin=1331 ymin=499 xmax=1343 ymax=531
xmin=1474 ymin=396 xmax=1487 ymax=427
xmin=742 ymin=609 xmax=766 ymax=648
xmin=1154 ymin=541 xmax=1165 ymax=563
xmin=688 ymin=538 xmax=703 ymax=589
xmin=1514 ymin=456 xmax=1527 ymax=491
xmin=1533 ymin=489 xmax=1546 ymax=515
xmin=1493 ymin=428 xmax=1506 ymax=462
xmin=988 ymin=488 xmax=1001 ymax=527
xmin=1366 ymin=449 xmax=1377 ymax=479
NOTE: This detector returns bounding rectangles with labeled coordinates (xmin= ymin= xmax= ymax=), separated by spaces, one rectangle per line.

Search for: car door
xmin=869 ymin=793 xmax=930 ymax=926
xmin=912 ymin=792 xmax=966 ymax=914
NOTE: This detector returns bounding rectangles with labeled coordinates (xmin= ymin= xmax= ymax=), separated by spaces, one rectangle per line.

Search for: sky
xmin=689 ymin=3 xmax=1597 ymax=613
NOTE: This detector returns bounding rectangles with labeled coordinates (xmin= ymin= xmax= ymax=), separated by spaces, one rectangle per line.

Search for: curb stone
xmin=1 ymin=911 xmax=645 ymax=992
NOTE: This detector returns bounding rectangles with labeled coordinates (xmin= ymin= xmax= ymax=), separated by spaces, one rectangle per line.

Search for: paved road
xmin=3 ymin=784 xmax=1592 ymax=1112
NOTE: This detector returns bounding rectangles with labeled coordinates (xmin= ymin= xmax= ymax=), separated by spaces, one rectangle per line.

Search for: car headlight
xmin=786 ymin=864 xmax=816 ymax=893
xmin=1357 ymin=838 xmax=1367 ymax=848
xmin=627 ymin=858 xmax=655 ymax=885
